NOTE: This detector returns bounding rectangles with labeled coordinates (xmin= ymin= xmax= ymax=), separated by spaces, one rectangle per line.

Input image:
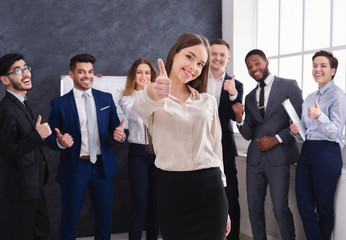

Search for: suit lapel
xmin=6 ymin=92 xmax=35 ymax=127
xmin=92 ymin=89 xmax=101 ymax=131
xmin=67 ymin=90 xmax=81 ymax=131
xmin=248 ymin=88 xmax=264 ymax=122
xmin=265 ymin=77 xmax=279 ymax=119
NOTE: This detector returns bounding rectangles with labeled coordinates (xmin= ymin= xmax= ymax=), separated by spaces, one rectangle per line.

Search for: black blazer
xmin=0 ymin=92 xmax=48 ymax=200
xmin=218 ymin=73 xmax=243 ymax=158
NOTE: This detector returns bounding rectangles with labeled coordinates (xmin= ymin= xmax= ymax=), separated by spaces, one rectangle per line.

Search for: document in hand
xmin=282 ymin=98 xmax=306 ymax=141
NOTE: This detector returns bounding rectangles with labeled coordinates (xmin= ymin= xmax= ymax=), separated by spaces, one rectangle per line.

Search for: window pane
xmin=333 ymin=50 xmax=346 ymax=92
xmin=280 ymin=0 xmax=303 ymax=54
xmin=279 ymin=56 xmax=302 ymax=88
xmin=333 ymin=0 xmax=346 ymax=47
xmin=302 ymin=54 xmax=316 ymax=99
xmin=258 ymin=0 xmax=279 ymax=56
xmin=304 ymin=0 xmax=330 ymax=51
xmin=268 ymin=58 xmax=278 ymax=76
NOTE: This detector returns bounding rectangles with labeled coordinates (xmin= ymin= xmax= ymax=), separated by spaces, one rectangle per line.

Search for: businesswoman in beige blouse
xmin=135 ymin=32 xmax=230 ymax=240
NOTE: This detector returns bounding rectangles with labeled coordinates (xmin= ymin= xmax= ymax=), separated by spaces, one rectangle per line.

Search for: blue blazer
xmin=45 ymin=88 xmax=120 ymax=186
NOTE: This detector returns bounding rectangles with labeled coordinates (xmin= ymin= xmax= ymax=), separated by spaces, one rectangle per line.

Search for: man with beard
xmin=0 ymin=53 xmax=52 ymax=240
xmin=232 ymin=49 xmax=303 ymax=240
xmin=45 ymin=54 xmax=125 ymax=240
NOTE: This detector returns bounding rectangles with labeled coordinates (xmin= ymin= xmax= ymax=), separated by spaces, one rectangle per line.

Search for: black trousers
xmin=10 ymin=163 xmax=50 ymax=240
xmin=158 ymin=167 xmax=228 ymax=240
xmin=223 ymin=155 xmax=241 ymax=240
xmin=128 ymin=143 xmax=159 ymax=240
xmin=10 ymin=192 xmax=50 ymax=240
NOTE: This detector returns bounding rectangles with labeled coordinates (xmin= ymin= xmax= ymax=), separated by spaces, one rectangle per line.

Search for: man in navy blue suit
xmin=45 ymin=54 xmax=125 ymax=240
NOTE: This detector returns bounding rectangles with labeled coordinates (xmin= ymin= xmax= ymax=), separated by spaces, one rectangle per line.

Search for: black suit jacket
xmin=0 ymin=92 xmax=47 ymax=200
xmin=218 ymin=73 xmax=243 ymax=158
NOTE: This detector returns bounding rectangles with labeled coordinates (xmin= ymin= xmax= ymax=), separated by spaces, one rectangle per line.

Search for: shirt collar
xmin=258 ymin=73 xmax=274 ymax=88
xmin=187 ymin=85 xmax=200 ymax=100
xmin=73 ymin=87 xmax=92 ymax=98
xmin=7 ymin=89 xmax=26 ymax=104
xmin=170 ymin=85 xmax=200 ymax=103
xmin=317 ymin=80 xmax=334 ymax=95
xmin=209 ymin=71 xmax=226 ymax=82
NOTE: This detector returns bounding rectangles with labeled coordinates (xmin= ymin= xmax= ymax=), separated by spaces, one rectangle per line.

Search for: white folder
xmin=282 ymin=99 xmax=306 ymax=141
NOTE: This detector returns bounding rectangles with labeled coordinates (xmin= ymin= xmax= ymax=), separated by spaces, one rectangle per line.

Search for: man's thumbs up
xmin=55 ymin=128 xmax=74 ymax=148
xmin=35 ymin=115 xmax=52 ymax=139
xmin=224 ymin=75 xmax=237 ymax=96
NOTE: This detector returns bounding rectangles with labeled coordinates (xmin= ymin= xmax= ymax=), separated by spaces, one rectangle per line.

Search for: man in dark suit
xmin=207 ymin=39 xmax=243 ymax=240
xmin=233 ymin=49 xmax=303 ymax=240
xmin=0 ymin=53 xmax=52 ymax=240
xmin=45 ymin=54 xmax=125 ymax=240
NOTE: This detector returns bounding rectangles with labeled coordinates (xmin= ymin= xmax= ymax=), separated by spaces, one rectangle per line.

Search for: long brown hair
xmin=146 ymin=33 xmax=211 ymax=152
xmin=123 ymin=58 xmax=157 ymax=96
xmin=165 ymin=32 xmax=211 ymax=93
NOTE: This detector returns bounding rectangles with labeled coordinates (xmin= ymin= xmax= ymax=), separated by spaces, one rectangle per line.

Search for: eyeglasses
xmin=4 ymin=66 xmax=31 ymax=76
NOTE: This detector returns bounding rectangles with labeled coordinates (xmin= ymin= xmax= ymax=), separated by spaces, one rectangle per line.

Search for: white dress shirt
xmin=207 ymin=72 xmax=225 ymax=105
xmin=238 ymin=74 xmax=283 ymax=142
xmin=73 ymin=88 xmax=101 ymax=156
xmin=135 ymin=85 xmax=226 ymax=186
xmin=256 ymin=73 xmax=274 ymax=110
xmin=119 ymin=90 xmax=146 ymax=144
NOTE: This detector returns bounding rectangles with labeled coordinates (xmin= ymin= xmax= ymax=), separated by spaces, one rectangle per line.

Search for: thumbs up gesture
xmin=113 ymin=119 xmax=126 ymax=142
xmin=308 ymin=100 xmax=322 ymax=119
xmin=55 ymin=128 xmax=74 ymax=148
xmin=224 ymin=75 xmax=237 ymax=96
xmin=147 ymin=58 xmax=171 ymax=101
xmin=35 ymin=115 xmax=52 ymax=139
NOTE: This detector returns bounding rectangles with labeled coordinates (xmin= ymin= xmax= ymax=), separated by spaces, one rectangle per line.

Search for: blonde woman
xmin=119 ymin=58 xmax=158 ymax=240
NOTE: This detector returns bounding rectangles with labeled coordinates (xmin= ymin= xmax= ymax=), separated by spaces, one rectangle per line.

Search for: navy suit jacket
xmin=45 ymin=88 xmax=120 ymax=186
xmin=218 ymin=73 xmax=243 ymax=158
xmin=239 ymin=76 xmax=303 ymax=166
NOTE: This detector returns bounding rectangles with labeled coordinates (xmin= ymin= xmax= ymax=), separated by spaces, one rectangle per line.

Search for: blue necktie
xmin=83 ymin=92 xmax=97 ymax=164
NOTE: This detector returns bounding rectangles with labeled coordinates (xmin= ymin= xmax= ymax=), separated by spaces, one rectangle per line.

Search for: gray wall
xmin=0 ymin=0 xmax=222 ymax=239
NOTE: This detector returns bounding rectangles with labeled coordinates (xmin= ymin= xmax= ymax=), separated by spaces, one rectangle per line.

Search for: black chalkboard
xmin=0 ymin=0 xmax=222 ymax=238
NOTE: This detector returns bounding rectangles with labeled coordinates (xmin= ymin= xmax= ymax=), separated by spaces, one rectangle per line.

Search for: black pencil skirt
xmin=158 ymin=167 xmax=228 ymax=240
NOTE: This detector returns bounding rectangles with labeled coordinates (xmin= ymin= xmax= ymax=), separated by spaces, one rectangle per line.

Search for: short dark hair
xmin=245 ymin=49 xmax=267 ymax=62
xmin=210 ymin=39 xmax=230 ymax=50
xmin=312 ymin=50 xmax=338 ymax=79
xmin=0 ymin=53 xmax=24 ymax=76
xmin=70 ymin=54 xmax=96 ymax=71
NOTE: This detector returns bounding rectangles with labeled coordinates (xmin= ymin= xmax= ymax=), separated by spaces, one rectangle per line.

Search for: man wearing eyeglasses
xmin=0 ymin=53 xmax=52 ymax=240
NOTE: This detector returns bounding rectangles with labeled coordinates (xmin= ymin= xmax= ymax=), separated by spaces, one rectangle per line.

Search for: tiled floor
xmin=77 ymin=232 xmax=162 ymax=240
xmin=77 ymin=232 xmax=252 ymax=240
